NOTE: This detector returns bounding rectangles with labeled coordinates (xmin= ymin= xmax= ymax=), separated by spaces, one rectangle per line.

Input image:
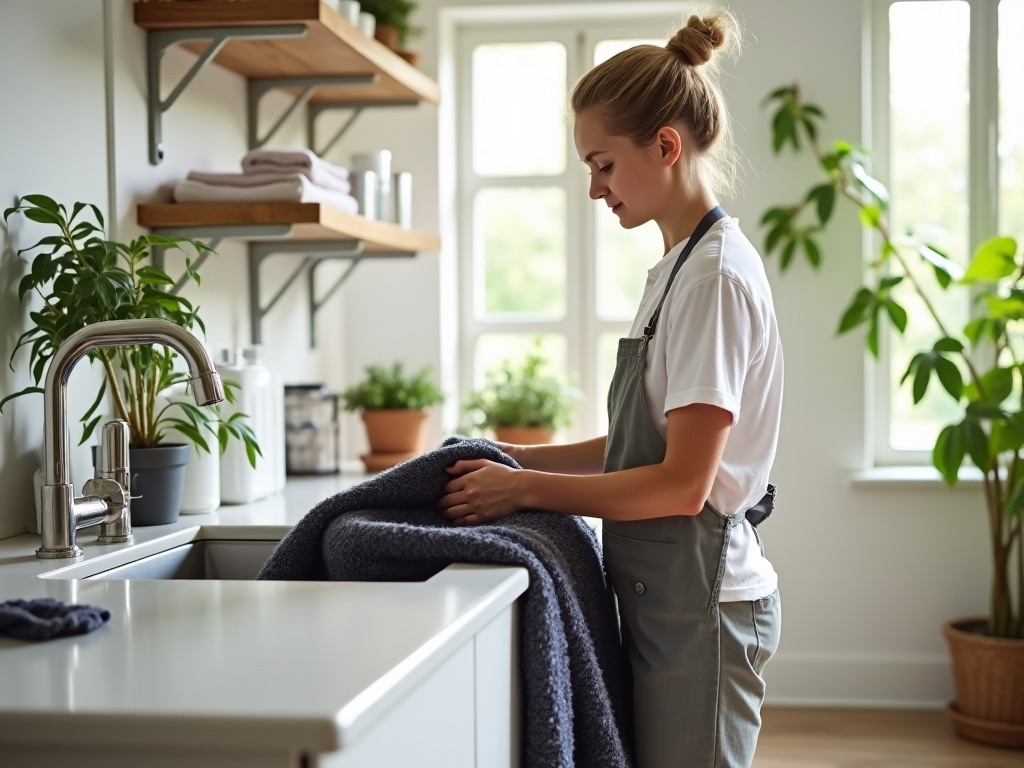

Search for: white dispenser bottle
xmin=157 ymin=383 xmax=220 ymax=513
xmin=218 ymin=347 xmax=284 ymax=503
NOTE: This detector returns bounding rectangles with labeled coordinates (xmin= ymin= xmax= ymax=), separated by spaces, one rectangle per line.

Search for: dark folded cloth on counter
xmin=257 ymin=436 xmax=633 ymax=768
xmin=0 ymin=597 xmax=110 ymax=641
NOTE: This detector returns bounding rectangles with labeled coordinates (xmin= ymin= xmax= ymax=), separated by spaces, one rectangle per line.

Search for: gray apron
xmin=602 ymin=207 xmax=774 ymax=767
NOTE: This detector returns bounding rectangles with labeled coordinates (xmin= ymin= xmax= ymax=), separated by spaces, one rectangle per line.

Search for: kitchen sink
xmin=86 ymin=540 xmax=279 ymax=580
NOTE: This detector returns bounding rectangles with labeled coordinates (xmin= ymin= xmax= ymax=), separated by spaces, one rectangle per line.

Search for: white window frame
xmin=869 ymin=0 xmax=1001 ymax=466
xmin=440 ymin=4 xmax=684 ymax=441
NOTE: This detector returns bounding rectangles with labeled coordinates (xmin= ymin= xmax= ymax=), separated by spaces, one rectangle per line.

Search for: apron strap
xmin=643 ymin=206 xmax=727 ymax=338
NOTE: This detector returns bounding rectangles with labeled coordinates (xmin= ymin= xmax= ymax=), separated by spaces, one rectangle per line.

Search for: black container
xmin=93 ymin=443 xmax=191 ymax=526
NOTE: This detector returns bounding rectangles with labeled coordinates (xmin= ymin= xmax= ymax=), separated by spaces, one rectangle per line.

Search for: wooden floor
xmin=752 ymin=709 xmax=1024 ymax=768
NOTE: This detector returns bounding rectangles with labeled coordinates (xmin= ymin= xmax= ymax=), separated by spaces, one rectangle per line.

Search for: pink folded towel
xmin=241 ymin=149 xmax=350 ymax=190
xmin=187 ymin=170 xmax=350 ymax=195
xmin=173 ymin=176 xmax=359 ymax=214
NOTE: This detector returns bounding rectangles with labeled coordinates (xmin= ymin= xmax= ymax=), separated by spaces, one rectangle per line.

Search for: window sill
xmin=849 ymin=465 xmax=985 ymax=489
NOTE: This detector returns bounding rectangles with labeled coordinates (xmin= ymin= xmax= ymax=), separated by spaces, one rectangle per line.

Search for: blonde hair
xmin=571 ymin=8 xmax=742 ymax=198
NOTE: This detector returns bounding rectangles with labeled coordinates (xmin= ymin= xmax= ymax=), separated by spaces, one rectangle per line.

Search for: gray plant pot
xmin=92 ymin=443 xmax=191 ymax=527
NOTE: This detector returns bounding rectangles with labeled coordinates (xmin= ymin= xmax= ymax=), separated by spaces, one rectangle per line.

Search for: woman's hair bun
xmin=667 ymin=13 xmax=728 ymax=66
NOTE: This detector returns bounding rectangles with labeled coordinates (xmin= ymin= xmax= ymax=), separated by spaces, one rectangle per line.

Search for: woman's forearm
xmin=511 ymin=436 xmax=607 ymax=475
xmin=519 ymin=463 xmax=705 ymax=521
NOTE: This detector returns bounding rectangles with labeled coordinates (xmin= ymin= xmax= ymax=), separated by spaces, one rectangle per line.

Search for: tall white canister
xmin=218 ymin=347 xmax=285 ymax=503
xmin=157 ymin=384 xmax=221 ymax=514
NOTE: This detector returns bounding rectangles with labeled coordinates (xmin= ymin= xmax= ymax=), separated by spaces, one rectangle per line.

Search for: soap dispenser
xmin=218 ymin=346 xmax=285 ymax=503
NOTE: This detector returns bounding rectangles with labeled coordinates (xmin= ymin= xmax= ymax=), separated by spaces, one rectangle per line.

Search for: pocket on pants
xmin=752 ymin=589 xmax=781 ymax=672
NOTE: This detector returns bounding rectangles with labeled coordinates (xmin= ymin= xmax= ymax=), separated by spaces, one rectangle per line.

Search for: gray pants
xmin=715 ymin=590 xmax=782 ymax=767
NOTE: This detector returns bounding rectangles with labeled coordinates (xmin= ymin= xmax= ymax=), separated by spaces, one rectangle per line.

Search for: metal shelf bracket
xmin=306 ymin=99 xmax=417 ymax=157
xmin=247 ymin=75 xmax=379 ymax=150
xmin=147 ymin=25 xmax=307 ymax=165
xmin=150 ymin=224 xmax=292 ymax=294
xmin=247 ymin=240 xmax=415 ymax=348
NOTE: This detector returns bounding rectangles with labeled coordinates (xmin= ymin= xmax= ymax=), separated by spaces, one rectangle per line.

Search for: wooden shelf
xmin=134 ymin=0 xmax=440 ymax=105
xmin=137 ymin=203 xmax=441 ymax=253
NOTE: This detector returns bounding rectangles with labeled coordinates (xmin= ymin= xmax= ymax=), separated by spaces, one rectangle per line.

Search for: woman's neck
xmin=655 ymin=178 xmax=720 ymax=255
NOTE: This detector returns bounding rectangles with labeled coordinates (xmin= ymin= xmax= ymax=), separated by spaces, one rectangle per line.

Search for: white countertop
xmin=0 ymin=473 xmax=530 ymax=753
xmin=0 ymin=472 xmax=370 ymax=577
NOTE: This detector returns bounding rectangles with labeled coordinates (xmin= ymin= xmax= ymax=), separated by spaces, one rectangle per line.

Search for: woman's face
xmin=573 ymin=109 xmax=675 ymax=230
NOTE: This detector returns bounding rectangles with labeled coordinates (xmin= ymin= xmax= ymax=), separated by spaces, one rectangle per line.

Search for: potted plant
xmin=359 ymin=0 xmax=423 ymax=60
xmin=760 ymin=86 xmax=1024 ymax=747
xmin=1 ymin=196 xmax=260 ymax=526
xmin=342 ymin=362 xmax=444 ymax=471
xmin=463 ymin=350 xmax=579 ymax=445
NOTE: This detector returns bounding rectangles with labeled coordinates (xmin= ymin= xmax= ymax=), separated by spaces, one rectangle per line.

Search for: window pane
xmin=594 ymin=38 xmax=665 ymax=66
xmin=595 ymin=202 xmax=662 ymax=320
xmin=1000 ymin=0 xmax=1024 ymax=235
xmin=595 ymin=332 xmax=622 ymax=434
xmin=472 ymin=42 xmax=567 ymax=176
xmin=475 ymin=187 xmax=566 ymax=318
xmin=888 ymin=1 xmax=970 ymax=451
xmin=473 ymin=334 xmax=567 ymax=387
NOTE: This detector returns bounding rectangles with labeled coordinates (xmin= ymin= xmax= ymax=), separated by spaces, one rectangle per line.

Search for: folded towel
xmin=0 ymin=598 xmax=110 ymax=641
xmin=258 ymin=436 xmax=633 ymax=768
xmin=173 ymin=177 xmax=359 ymax=214
xmin=187 ymin=170 xmax=350 ymax=195
xmin=241 ymin=149 xmax=350 ymax=189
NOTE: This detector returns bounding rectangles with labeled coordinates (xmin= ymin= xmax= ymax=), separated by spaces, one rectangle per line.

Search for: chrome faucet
xmin=37 ymin=319 xmax=225 ymax=561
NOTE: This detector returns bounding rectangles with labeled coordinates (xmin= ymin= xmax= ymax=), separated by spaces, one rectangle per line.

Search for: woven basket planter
xmin=943 ymin=618 xmax=1024 ymax=749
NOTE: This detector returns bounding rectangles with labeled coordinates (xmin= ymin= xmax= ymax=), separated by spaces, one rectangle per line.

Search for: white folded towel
xmin=173 ymin=176 xmax=359 ymax=214
xmin=187 ymin=170 xmax=350 ymax=195
xmin=241 ymin=149 xmax=351 ymax=190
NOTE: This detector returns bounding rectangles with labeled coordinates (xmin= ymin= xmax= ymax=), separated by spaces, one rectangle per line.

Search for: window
xmin=457 ymin=24 xmax=670 ymax=440
xmin=873 ymin=0 xmax=1020 ymax=463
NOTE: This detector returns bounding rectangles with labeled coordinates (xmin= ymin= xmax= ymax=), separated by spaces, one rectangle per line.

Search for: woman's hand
xmin=439 ymin=459 xmax=525 ymax=525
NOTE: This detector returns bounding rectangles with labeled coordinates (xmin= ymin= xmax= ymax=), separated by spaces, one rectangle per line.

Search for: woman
xmin=440 ymin=9 xmax=782 ymax=767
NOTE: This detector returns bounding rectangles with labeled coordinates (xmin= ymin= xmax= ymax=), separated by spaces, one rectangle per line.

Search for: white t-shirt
xmin=627 ymin=216 xmax=782 ymax=602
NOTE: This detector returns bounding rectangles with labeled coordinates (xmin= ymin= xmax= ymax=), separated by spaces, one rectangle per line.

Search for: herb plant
xmin=761 ymin=85 xmax=1022 ymax=639
xmin=358 ymin=0 xmax=423 ymax=47
xmin=464 ymin=351 xmax=579 ymax=431
xmin=1 ymin=195 xmax=260 ymax=466
xmin=342 ymin=362 xmax=444 ymax=411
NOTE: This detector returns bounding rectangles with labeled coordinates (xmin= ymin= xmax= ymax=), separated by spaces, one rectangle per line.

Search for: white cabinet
xmin=320 ymin=602 xmax=520 ymax=768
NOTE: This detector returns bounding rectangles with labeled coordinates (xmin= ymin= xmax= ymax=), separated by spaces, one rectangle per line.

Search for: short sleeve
xmin=661 ymin=273 xmax=762 ymax=425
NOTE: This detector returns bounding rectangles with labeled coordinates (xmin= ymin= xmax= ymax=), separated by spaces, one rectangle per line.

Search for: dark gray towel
xmin=0 ymin=598 xmax=110 ymax=641
xmin=258 ymin=436 xmax=633 ymax=768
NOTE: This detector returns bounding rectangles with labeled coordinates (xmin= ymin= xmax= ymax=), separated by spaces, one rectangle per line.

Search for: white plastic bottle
xmin=218 ymin=347 xmax=284 ymax=503
xmin=157 ymin=384 xmax=221 ymax=514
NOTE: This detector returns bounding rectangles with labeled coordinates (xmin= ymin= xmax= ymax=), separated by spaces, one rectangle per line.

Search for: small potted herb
xmin=360 ymin=0 xmax=423 ymax=57
xmin=342 ymin=362 xmax=444 ymax=471
xmin=1 ymin=196 xmax=260 ymax=526
xmin=464 ymin=351 xmax=579 ymax=445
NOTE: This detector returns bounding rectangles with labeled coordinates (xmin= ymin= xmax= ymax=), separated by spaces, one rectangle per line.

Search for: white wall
xmin=0 ymin=0 xmax=993 ymax=708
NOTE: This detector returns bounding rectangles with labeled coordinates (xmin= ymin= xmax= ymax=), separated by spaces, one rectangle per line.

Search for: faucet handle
xmin=96 ymin=421 xmax=133 ymax=544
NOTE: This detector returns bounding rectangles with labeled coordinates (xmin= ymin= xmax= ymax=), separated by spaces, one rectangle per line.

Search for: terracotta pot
xmin=361 ymin=409 xmax=428 ymax=454
xmin=943 ymin=618 xmax=1024 ymax=749
xmin=494 ymin=426 xmax=555 ymax=445
xmin=359 ymin=451 xmax=417 ymax=473
xmin=374 ymin=23 xmax=400 ymax=51
xmin=397 ymin=50 xmax=420 ymax=67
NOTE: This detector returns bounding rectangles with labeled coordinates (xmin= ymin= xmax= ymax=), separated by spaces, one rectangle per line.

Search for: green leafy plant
xmin=359 ymin=0 xmax=423 ymax=47
xmin=761 ymin=84 xmax=1022 ymax=639
xmin=342 ymin=362 xmax=444 ymax=411
xmin=1 ymin=195 xmax=260 ymax=466
xmin=464 ymin=350 xmax=579 ymax=431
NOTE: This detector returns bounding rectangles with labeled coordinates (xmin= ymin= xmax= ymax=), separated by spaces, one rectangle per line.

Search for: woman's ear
xmin=656 ymin=126 xmax=683 ymax=167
